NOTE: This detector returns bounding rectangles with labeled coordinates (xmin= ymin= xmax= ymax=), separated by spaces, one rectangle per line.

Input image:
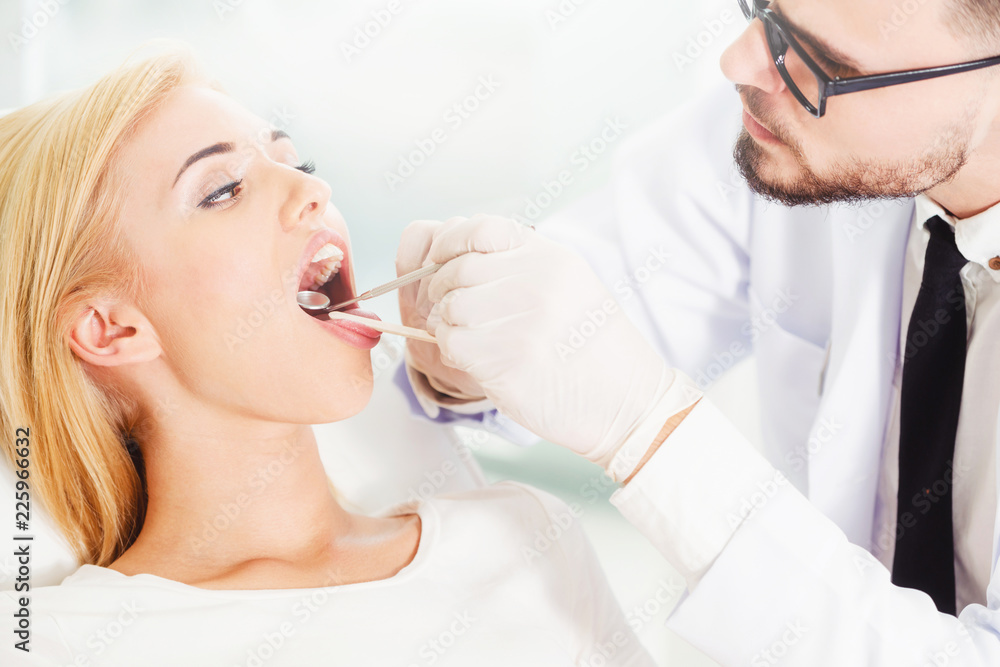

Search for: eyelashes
xmin=198 ymin=160 xmax=317 ymax=210
xmin=199 ymin=180 xmax=243 ymax=210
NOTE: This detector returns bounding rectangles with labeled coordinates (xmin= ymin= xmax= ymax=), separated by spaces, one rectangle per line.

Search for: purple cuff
xmin=393 ymin=361 xmax=490 ymax=426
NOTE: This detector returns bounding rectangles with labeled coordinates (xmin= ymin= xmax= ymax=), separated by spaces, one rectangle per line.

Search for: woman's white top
xmin=2 ymin=481 xmax=657 ymax=666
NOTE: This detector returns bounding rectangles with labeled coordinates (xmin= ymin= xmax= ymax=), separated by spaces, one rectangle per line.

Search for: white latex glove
xmin=396 ymin=218 xmax=495 ymax=417
xmin=421 ymin=215 xmax=703 ymax=480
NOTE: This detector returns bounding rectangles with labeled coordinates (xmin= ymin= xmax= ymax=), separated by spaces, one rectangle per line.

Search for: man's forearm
xmin=621 ymin=399 xmax=701 ymax=485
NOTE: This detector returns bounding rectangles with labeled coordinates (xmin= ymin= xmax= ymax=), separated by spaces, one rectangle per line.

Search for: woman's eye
xmin=196 ymin=161 xmax=315 ymax=210
xmin=199 ymin=181 xmax=243 ymax=209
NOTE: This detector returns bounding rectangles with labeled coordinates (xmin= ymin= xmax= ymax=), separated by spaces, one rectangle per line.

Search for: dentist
xmin=394 ymin=0 xmax=1000 ymax=663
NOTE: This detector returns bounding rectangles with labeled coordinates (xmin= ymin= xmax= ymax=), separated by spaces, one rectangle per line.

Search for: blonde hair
xmin=0 ymin=44 xmax=346 ymax=568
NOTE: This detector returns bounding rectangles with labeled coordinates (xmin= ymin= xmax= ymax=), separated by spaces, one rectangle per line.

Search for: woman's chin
xmin=310 ymin=377 xmax=374 ymax=423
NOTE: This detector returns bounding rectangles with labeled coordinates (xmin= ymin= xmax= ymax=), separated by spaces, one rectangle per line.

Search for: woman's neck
xmin=119 ymin=419 xmax=358 ymax=580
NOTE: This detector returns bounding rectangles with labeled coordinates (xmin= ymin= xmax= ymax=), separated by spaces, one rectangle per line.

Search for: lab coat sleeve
xmin=609 ymin=398 xmax=1000 ymax=665
xmin=535 ymin=78 xmax=754 ymax=380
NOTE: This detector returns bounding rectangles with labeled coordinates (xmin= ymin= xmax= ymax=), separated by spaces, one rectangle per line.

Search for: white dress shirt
xmin=872 ymin=194 xmax=1000 ymax=612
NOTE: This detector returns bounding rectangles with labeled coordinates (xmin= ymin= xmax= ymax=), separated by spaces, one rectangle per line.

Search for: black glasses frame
xmin=739 ymin=0 xmax=1000 ymax=117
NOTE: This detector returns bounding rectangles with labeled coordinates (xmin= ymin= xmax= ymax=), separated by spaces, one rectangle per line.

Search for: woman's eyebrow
xmin=172 ymin=130 xmax=293 ymax=188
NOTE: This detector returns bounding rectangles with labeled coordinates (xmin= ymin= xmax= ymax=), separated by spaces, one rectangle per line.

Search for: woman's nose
xmin=720 ymin=20 xmax=786 ymax=95
xmin=279 ymin=168 xmax=332 ymax=232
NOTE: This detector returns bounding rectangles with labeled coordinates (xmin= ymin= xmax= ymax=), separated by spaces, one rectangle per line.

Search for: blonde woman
xmin=0 ymin=47 xmax=657 ymax=666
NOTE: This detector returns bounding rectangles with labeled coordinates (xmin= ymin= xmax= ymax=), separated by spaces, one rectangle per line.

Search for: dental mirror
xmin=297 ymin=291 xmax=331 ymax=311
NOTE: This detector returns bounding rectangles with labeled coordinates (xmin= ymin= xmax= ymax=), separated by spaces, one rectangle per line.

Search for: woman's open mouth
xmin=296 ymin=229 xmax=383 ymax=350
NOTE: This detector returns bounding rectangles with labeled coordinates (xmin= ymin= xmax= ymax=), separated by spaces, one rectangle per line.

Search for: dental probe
xmin=296 ymin=262 xmax=443 ymax=315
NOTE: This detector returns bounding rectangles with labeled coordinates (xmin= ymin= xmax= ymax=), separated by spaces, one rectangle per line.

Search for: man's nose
xmin=720 ymin=20 xmax=786 ymax=95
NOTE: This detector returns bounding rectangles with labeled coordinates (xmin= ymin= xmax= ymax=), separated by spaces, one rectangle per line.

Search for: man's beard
xmin=733 ymin=88 xmax=974 ymax=208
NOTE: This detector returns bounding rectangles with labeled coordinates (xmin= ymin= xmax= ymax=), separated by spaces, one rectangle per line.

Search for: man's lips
xmin=742 ymin=109 xmax=780 ymax=144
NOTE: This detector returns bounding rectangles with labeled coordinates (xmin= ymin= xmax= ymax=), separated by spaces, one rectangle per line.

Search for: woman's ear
xmin=67 ymin=298 xmax=162 ymax=367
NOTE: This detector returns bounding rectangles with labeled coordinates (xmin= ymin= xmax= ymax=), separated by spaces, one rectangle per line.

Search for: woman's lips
xmin=295 ymin=227 xmax=386 ymax=350
xmin=310 ymin=304 xmax=383 ymax=351
xmin=743 ymin=109 xmax=780 ymax=144
xmin=329 ymin=305 xmax=382 ymax=338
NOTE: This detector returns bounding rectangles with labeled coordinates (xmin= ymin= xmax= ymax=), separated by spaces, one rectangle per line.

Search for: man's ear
xmin=67 ymin=298 xmax=162 ymax=367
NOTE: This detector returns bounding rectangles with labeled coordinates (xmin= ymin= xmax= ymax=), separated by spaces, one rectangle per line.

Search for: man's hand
xmin=417 ymin=215 xmax=700 ymax=470
xmin=396 ymin=217 xmax=495 ymax=405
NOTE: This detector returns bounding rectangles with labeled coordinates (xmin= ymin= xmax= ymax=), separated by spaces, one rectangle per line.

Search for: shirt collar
xmin=914 ymin=193 xmax=1000 ymax=284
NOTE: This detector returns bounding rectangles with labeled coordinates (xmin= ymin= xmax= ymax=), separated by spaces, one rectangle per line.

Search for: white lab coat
xmin=425 ymin=79 xmax=1000 ymax=662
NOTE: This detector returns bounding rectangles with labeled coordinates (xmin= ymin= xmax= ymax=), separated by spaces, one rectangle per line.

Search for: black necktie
xmin=892 ymin=215 xmax=967 ymax=616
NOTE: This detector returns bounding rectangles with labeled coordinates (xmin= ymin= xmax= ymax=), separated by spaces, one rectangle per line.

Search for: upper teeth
xmin=308 ymin=243 xmax=345 ymax=291
xmin=311 ymin=243 xmax=344 ymax=263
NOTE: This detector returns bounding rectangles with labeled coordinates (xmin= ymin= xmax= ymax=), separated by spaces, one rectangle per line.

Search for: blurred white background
xmin=1 ymin=1 xmax=755 ymax=664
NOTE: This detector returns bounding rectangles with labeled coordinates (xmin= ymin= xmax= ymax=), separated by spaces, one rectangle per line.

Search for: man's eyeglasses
xmin=739 ymin=0 xmax=1000 ymax=118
